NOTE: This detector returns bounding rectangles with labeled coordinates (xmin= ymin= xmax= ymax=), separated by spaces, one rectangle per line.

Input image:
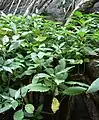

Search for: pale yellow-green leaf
xmin=51 ymin=97 xmax=60 ymax=113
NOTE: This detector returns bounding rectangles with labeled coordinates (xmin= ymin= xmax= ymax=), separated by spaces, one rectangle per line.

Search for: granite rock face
xmin=0 ymin=0 xmax=66 ymax=21
xmin=0 ymin=0 xmax=99 ymax=21
xmin=38 ymin=0 xmax=99 ymax=21
xmin=37 ymin=0 xmax=65 ymax=21
xmin=92 ymin=2 xmax=99 ymax=12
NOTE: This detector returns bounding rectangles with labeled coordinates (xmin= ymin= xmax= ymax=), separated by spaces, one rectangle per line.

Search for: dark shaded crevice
xmin=84 ymin=94 xmax=99 ymax=120
xmin=70 ymin=95 xmax=91 ymax=120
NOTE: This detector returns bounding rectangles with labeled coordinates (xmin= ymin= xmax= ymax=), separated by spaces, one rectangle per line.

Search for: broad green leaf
xmin=11 ymin=100 xmax=18 ymax=110
xmin=51 ymin=97 xmax=60 ymax=113
xmin=56 ymin=66 xmax=74 ymax=75
xmin=44 ymin=79 xmax=53 ymax=87
xmin=29 ymin=83 xmax=49 ymax=92
xmin=14 ymin=110 xmax=24 ymax=120
xmin=0 ymin=105 xmax=12 ymax=113
xmin=32 ymin=78 xmax=38 ymax=84
xmin=77 ymin=28 xmax=89 ymax=37
xmin=25 ymin=104 xmax=34 ymax=114
xmin=8 ymin=40 xmax=23 ymax=51
xmin=38 ymin=52 xmax=45 ymax=59
xmin=75 ymin=59 xmax=83 ymax=64
xmin=21 ymin=86 xmax=28 ymax=97
xmin=66 ymin=59 xmax=75 ymax=64
xmin=0 ymin=94 xmax=14 ymax=101
xmin=84 ymin=58 xmax=90 ymax=62
xmin=1 ymin=28 xmax=12 ymax=32
xmin=15 ymin=89 xmax=20 ymax=99
xmin=74 ymin=11 xmax=83 ymax=17
xmin=39 ymin=47 xmax=53 ymax=52
xmin=10 ymin=22 xmax=17 ymax=33
xmin=23 ymin=69 xmax=34 ymax=75
xmin=56 ymin=72 xmax=68 ymax=80
xmin=9 ymin=88 xmax=17 ymax=97
xmin=55 ymin=65 xmax=61 ymax=73
xmin=63 ymin=86 xmax=87 ymax=95
xmin=35 ymin=36 xmax=47 ymax=42
xmin=83 ymin=18 xmax=94 ymax=25
xmin=59 ymin=58 xmax=66 ymax=70
xmin=55 ymin=79 xmax=64 ymax=85
xmin=12 ymin=34 xmax=20 ymax=40
xmin=3 ymin=66 xmax=13 ymax=73
xmin=4 ymin=59 xmax=14 ymax=65
xmin=9 ymin=62 xmax=24 ymax=70
xmin=86 ymin=78 xmax=99 ymax=93
xmin=55 ymin=58 xmax=66 ymax=74
xmin=33 ymin=73 xmax=49 ymax=82
xmin=55 ymin=60 xmax=73 ymax=74
xmin=52 ymin=44 xmax=58 ymax=50
xmin=59 ymin=42 xmax=65 ymax=48
xmin=65 ymin=81 xmax=89 ymax=87
xmin=21 ymin=31 xmax=32 ymax=36
xmin=45 ymin=57 xmax=53 ymax=65
xmin=45 ymin=68 xmax=54 ymax=74
xmin=2 ymin=35 xmax=9 ymax=45
xmin=31 ymin=53 xmax=37 ymax=62
xmin=85 ymin=47 xmax=97 ymax=56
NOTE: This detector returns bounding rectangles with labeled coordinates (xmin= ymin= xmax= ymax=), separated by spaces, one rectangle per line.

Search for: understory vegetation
xmin=0 ymin=11 xmax=99 ymax=120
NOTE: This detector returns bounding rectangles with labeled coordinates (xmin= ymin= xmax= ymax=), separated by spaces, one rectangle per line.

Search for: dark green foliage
xmin=0 ymin=11 xmax=99 ymax=119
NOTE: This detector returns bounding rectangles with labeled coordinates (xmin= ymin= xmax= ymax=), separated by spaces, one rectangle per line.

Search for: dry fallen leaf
xmin=51 ymin=97 xmax=60 ymax=113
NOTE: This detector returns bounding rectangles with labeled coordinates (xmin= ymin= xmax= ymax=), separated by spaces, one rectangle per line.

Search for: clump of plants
xmin=0 ymin=11 xmax=99 ymax=120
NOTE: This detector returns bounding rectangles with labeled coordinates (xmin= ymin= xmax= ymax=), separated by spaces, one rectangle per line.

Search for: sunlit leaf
xmin=51 ymin=97 xmax=60 ymax=113
xmin=29 ymin=83 xmax=49 ymax=92
xmin=38 ymin=52 xmax=45 ymax=59
xmin=14 ymin=110 xmax=24 ymax=120
xmin=25 ymin=104 xmax=34 ymax=114
xmin=12 ymin=34 xmax=20 ymax=40
xmin=8 ymin=40 xmax=23 ymax=51
xmin=86 ymin=78 xmax=99 ymax=93
xmin=0 ymin=105 xmax=12 ymax=113
xmin=11 ymin=100 xmax=18 ymax=110
xmin=0 ymin=94 xmax=14 ymax=101
xmin=35 ymin=36 xmax=47 ymax=42
xmin=2 ymin=35 xmax=9 ymax=45
xmin=15 ymin=89 xmax=20 ymax=99
xmin=10 ymin=22 xmax=17 ymax=33
xmin=65 ymin=81 xmax=89 ymax=87
xmin=3 ymin=66 xmax=13 ymax=73
xmin=55 ymin=79 xmax=64 ymax=85
xmin=9 ymin=88 xmax=17 ymax=98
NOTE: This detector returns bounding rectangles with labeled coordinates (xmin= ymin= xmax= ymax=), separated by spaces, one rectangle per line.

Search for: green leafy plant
xmin=0 ymin=11 xmax=99 ymax=119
